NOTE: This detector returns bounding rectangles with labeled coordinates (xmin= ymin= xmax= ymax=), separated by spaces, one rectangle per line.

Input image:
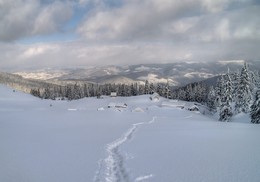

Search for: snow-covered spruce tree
xmin=232 ymin=72 xmax=240 ymax=100
xmin=149 ymin=83 xmax=155 ymax=94
xmin=250 ymin=71 xmax=260 ymax=92
xmin=163 ymin=80 xmax=171 ymax=99
xmin=30 ymin=88 xmax=41 ymax=98
xmin=194 ymin=83 xmax=207 ymax=103
xmin=219 ymin=73 xmax=233 ymax=122
xmin=207 ymin=86 xmax=217 ymax=112
xmin=42 ymin=87 xmax=52 ymax=99
xmin=73 ymin=83 xmax=83 ymax=100
xmin=156 ymin=84 xmax=163 ymax=96
xmin=256 ymin=71 xmax=260 ymax=88
xmin=215 ymin=77 xmax=223 ymax=108
xmin=144 ymin=80 xmax=149 ymax=95
xmin=130 ymin=83 xmax=138 ymax=96
xmin=250 ymin=89 xmax=260 ymax=124
xmin=185 ymin=84 xmax=193 ymax=101
xmin=83 ymin=84 xmax=90 ymax=97
xmin=234 ymin=63 xmax=252 ymax=113
xmin=65 ymin=85 xmax=73 ymax=100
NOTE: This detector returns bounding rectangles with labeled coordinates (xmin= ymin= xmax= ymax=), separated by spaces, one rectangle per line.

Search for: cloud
xmin=1 ymin=38 xmax=260 ymax=71
xmin=0 ymin=42 xmax=188 ymax=70
xmin=32 ymin=1 xmax=73 ymax=35
xmin=77 ymin=0 xmax=259 ymax=43
xmin=0 ymin=0 xmax=259 ymax=70
xmin=21 ymin=44 xmax=59 ymax=58
xmin=0 ymin=0 xmax=73 ymax=42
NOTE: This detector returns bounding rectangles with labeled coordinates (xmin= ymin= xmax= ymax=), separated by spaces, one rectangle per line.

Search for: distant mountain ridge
xmin=13 ymin=60 xmax=260 ymax=87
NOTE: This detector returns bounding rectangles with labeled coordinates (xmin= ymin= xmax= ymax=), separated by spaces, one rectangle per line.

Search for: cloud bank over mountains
xmin=0 ymin=0 xmax=259 ymax=70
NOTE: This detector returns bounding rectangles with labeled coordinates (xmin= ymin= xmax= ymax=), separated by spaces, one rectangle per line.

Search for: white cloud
xmin=201 ymin=0 xmax=230 ymax=13
xmin=21 ymin=44 xmax=59 ymax=58
xmin=77 ymin=0 xmax=259 ymax=43
xmin=33 ymin=1 xmax=73 ymax=35
xmin=0 ymin=0 xmax=73 ymax=42
xmin=0 ymin=38 xmax=259 ymax=71
xmin=218 ymin=60 xmax=245 ymax=65
xmin=0 ymin=0 xmax=259 ymax=70
xmin=77 ymin=0 xmax=201 ymax=41
xmin=215 ymin=18 xmax=230 ymax=41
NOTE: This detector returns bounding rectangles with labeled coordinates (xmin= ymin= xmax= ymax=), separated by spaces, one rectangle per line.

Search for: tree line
xmin=30 ymin=63 xmax=260 ymax=124
xmin=30 ymin=80 xmax=171 ymax=100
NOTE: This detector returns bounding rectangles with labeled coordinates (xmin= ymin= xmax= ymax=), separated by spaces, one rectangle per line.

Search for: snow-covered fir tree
xmin=250 ymin=89 xmax=260 ymax=124
xmin=65 ymin=85 xmax=73 ymax=100
xmin=156 ymin=84 xmax=163 ymax=96
xmin=234 ymin=63 xmax=252 ymax=113
xmin=232 ymin=72 xmax=239 ymax=100
xmin=219 ymin=73 xmax=233 ymax=122
xmin=215 ymin=77 xmax=223 ymax=107
xmin=194 ymin=83 xmax=207 ymax=103
xmin=250 ymin=71 xmax=260 ymax=92
xmin=163 ymin=80 xmax=171 ymax=99
xmin=149 ymin=83 xmax=155 ymax=94
xmin=130 ymin=83 xmax=138 ymax=96
xmin=30 ymin=88 xmax=41 ymax=98
xmin=73 ymin=83 xmax=83 ymax=100
xmin=256 ymin=71 xmax=260 ymax=88
xmin=207 ymin=86 xmax=217 ymax=112
xmin=185 ymin=84 xmax=193 ymax=101
xmin=144 ymin=80 xmax=149 ymax=95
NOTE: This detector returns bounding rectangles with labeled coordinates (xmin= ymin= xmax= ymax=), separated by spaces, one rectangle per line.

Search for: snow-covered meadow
xmin=1 ymin=85 xmax=260 ymax=182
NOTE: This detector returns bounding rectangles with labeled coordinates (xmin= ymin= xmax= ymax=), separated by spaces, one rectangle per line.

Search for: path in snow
xmin=94 ymin=117 xmax=156 ymax=182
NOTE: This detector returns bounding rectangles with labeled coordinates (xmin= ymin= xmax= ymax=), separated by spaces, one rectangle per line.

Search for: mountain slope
xmin=13 ymin=60 xmax=260 ymax=87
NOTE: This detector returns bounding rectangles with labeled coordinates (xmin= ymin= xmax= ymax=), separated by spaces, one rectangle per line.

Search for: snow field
xmin=1 ymin=85 xmax=260 ymax=182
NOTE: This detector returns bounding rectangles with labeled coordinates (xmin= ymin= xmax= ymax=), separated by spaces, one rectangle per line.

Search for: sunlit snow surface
xmin=1 ymin=85 xmax=260 ymax=182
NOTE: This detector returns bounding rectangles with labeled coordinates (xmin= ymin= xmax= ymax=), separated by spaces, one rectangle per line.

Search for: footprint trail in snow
xmin=94 ymin=117 xmax=156 ymax=182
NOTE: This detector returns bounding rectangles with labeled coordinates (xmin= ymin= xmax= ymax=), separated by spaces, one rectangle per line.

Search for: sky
xmin=0 ymin=0 xmax=259 ymax=71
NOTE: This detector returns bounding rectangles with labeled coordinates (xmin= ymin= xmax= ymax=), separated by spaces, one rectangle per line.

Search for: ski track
xmin=94 ymin=116 xmax=156 ymax=182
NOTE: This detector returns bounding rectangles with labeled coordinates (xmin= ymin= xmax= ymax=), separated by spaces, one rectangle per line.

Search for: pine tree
xmin=185 ymin=84 xmax=193 ymax=101
xmin=178 ymin=89 xmax=186 ymax=100
xmin=250 ymin=89 xmax=260 ymax=124
xmin=256 ymin=71 xmax=260 ymax=88
xmin=250 ymin=71 xmax=259 ymax=92
xmin=219 ymin=73 xmax=233 ymax=122
xmin=234 ymin=63 xmax=252 ymax=113
xmin=207 ymin=86 xmax=217 ymax=112
xmin=30 ymin=88 xmax=41 ymax=98
xmin=163 ymin=80 xmax=171 ymax=99
xmin=149 ymin=83 xmax=155 ymax=94
xmin=144 ymin=80 xmax=149 ymax=95
xmin=130 ymin=83 xmax=138 ymax=96
xmin=73 ymin=83 xmax=82 ymax=100
xmin=83 ymin=84 xmax=90 ymax=97
xmin=194 ymin=83 xmax=207 ymax=103
xmin=215 ymin=77 xmax=223 ymax=107
xmin=232 ymin=72 xmax=240 ymax=100
xmin=65 ymin=85 xmax=73 ymax=100
xmin=43 ymin=87 xmax=51 ymax=99
xmin=156 ymin=84 xmax=163 ymax=96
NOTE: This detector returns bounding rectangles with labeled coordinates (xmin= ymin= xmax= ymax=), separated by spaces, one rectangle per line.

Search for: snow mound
xmin=68 ymin=108 xmax=77 ymax=111
xmin=149 ymin=93 xmax=160 ymax=102
xmin=97 ymin=107 xmax=105 ymax=111
xmin=132 ymin=107 xmax=145 ymax=113
xmin=187 ymin=105 xmax=199 ymax=111
xmin=161 ymin=100 xmax=184 ymax=108
xmin=108 ymin=102 xmax=127 ymax=108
